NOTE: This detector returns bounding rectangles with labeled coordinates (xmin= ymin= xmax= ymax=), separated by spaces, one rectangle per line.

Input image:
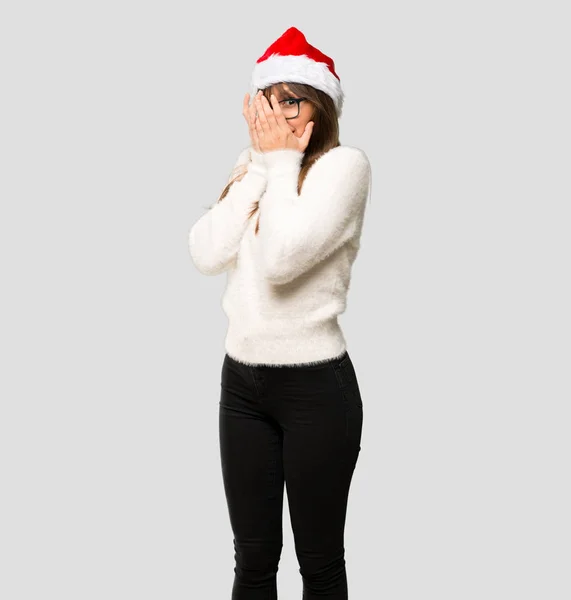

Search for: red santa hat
xmin=250 ymin=27 xmax=345 ymax=118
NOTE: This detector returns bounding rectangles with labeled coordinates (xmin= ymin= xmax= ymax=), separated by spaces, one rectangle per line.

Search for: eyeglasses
xmin=278 ymin=97 xmax=307 ymax=120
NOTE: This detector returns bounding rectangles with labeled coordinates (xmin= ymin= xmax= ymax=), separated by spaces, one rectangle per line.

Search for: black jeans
xmin=219 ymin=350 xmax=363 ymax=599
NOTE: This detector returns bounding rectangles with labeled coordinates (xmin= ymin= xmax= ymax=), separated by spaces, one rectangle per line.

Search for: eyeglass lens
xmin=280 ymin=99 xmax=302 ymax=119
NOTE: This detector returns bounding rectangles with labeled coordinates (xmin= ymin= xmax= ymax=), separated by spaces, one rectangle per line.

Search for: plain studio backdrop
xmin=0 ymin=2 xmax=569 ymax=599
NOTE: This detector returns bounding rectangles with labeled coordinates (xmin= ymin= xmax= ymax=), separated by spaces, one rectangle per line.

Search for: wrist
xmin=259 ymin=149 xmax=302 ymax=200
xmin=263 ymin=148 xmax=303 ymax=176
xmin=248 ymin=147 xmax=267 ymax=177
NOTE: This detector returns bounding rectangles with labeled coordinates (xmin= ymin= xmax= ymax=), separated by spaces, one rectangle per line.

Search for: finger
xmin=269 ymin=94 xmax=289 ymax=130
xmin=247 ymin=97 xmax=255 ymax=125
xmin=243 ymin=93 xmax=251 ymax=124
xmin=255 ymin=95 xmax=270 ymax=133
xmin=252 ymin=122 xmax=260 ymax=149
xmin=260 ymin=94 xmax=279 ymax=129
xmin=253 ymin=116 xmax=262 ymax=151
xmin=248 ymin=92 xmax=260 ymax=129
xmin=246 ymin=94 xmax=256 ymax=133
xmin=248 ymin=113 xmax=257 ymax=145
xmin=300 ymin=121 xmax=314 ymax=149
xmin=254 ymin=113 xmax=265 ymax=137
xmin=250 ymin=92 xmax=264 ymax=148
xmin=249 ymin=96 xmax=258 ymax=127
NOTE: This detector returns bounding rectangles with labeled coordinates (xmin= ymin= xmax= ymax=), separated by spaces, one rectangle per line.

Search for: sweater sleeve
xmin=188 ymin=146 xmax=267 ymax=275
xmin=256 ymin=146 xmax=371 ymax=285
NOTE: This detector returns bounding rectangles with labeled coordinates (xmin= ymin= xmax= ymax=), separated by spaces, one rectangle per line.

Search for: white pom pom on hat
xmin=250 ymin=27 xmax=344 ymax=118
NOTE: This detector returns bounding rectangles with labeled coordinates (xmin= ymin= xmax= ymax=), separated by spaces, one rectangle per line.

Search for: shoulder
xmin=309 ymin=145 xmax=370 ymax=181
xmin=339 ymin=145 xmax=369 ymax=164
xmin=328 ymin=144 xmax=369 ymax=160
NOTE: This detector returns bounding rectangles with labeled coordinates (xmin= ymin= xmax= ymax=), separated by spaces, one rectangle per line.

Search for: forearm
xmin=256 ymin=147 xmax=370 ymax=284
xmin=256 ymin=149 xmax=304 ymax=280
xmin=188 ymin=149 xmax=267 ymax=275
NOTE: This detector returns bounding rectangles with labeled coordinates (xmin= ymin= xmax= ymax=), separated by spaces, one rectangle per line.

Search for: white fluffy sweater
xmin=188 ymin=145 xmax=371 ymax=366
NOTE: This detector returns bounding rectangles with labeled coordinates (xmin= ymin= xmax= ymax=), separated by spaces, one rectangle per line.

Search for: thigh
xmin=219 ymin=355 xmax=285 ymax=544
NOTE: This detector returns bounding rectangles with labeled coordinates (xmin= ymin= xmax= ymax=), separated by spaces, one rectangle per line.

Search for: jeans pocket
xmin=332 ymin=355 xmax=363 ymax=410
xmin=332 ymin=353 xmax=358 ymax=389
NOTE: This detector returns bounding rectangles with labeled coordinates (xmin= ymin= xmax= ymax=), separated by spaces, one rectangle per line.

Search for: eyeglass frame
xmin=277 ymin=97 xmax=308 ymax=120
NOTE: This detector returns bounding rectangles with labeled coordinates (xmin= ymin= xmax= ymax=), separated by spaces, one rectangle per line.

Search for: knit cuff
xmin=248 ymin=148 xmax=267 ymax=177
xmin=263 ymin=149 xmax=303 ymax=176
xmin=260 ymin=149 xmax=303 ymax=199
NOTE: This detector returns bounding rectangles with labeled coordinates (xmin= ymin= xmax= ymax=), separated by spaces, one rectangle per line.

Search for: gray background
xmin=1 ymin=2 xmax=569 ymax=599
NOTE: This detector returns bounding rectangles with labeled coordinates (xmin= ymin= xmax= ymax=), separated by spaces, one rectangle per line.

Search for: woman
xmin=188 ymin=27 xmax=371 ymax=600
